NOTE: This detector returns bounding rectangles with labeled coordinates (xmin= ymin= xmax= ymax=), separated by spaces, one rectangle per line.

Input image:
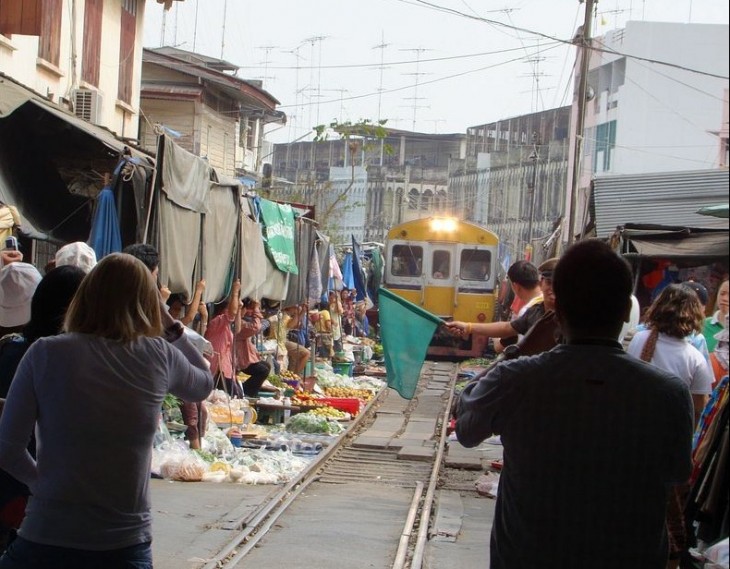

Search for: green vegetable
xmin=285 ymin=413 xmax=344 ymax=435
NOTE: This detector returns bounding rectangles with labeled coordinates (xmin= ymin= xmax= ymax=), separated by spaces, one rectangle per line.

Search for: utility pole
xmin=567 ymin=0 xmax=596 ymax=245
xmin=526 ymin=133 xmax=539 ymax=259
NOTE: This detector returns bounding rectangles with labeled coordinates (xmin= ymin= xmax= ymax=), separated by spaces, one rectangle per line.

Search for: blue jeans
xmin=0 ymin=536 xmax=153 ymax=569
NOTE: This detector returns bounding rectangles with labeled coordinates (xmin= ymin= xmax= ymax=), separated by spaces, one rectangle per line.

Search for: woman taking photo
xmin=0 ymin=253 xmax=213 ymax=569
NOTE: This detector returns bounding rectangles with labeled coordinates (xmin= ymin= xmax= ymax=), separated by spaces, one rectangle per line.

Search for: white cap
xmin=0 ymin=262 xmax=43 ymax=327
xmin=55 ymin=242 xmax=97 ymax=274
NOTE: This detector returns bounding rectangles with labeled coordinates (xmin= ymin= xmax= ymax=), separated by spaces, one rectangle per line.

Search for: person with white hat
xmin=54 ymin=242 xmax=97 ymax=274
xmin=0 ymin=263 xmax=42 ymax=335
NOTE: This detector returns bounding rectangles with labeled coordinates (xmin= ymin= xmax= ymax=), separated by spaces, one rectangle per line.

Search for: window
xmin=460 ymin=249 xmax=491 ymax=281
xmin=408 ymin=188 xmax=419 ymax=210
xmin=420 ymin=189 xmax=433 ymax=211
xmin=82 ymin=0 xmax=103 ymax=86
xmin=38 ymin=0 xmax=62 ymax=66
xmin=432 ymin=250 xmax=450 ymax=279
xmin=117 ymin=0 xmax=137 ymax=104
xmin=593 ymin=120 xmax=616 ymax=173
xmin=246 ymin=119 xmax=256 ymax=150
xmin=391 ymin=245 xmax=422 ymax=277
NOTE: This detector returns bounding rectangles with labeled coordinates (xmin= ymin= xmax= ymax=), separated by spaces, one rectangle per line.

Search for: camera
xmin=3 ymin=236 xmax=19 ymax=251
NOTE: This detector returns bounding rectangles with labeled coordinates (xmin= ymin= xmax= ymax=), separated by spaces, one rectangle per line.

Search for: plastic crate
xmin=332 ymin=361 xmax=353 ymax=376
xmin=317 ymin=397 xmax=361 ymax=415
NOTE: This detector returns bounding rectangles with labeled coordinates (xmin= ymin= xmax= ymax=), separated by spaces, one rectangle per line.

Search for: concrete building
xmin=270 ymin=130 xmax=466 ymax=245
xmin=0 ymin=0 xmax=182 ymax=140
xmin=138 ymin=47 xmax=285 ymax=180
xmin=567 ymin=21 xmax=730 ymax=238
xmin=452 ymin=106 xmax=571 ymax=264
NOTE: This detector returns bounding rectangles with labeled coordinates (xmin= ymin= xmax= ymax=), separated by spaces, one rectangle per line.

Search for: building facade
xmin=270 ymin=131 xmax=466 ymax=245
xmin=138 ymin=47 xmax=284 ymax=180
xmin=0 ymin=0 xmax=177 ymax=140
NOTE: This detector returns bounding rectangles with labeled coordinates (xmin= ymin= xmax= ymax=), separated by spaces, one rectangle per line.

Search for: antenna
xmin=322 ymin=88 xmax=350 ymax=122
xmin=426 ymin=119 xmax=446 ymax=134
xmin=220 ymin=0 xmax=227 ymax=59
xmin=372 ymin=32 xmax=391 ymax=122
xmin=192 ymin=0 xmax=200 ymax=52
xmin=303 ymin=36 xmax=329 ymax=128
xmin=282 ymin=46 xmax=306 ymax=141
xmin=400 ymin=47 xmax=432 ymax=131
xmin=160 ymin=7 xmax=166 ymax=47
xmin=255 ymin=45 xmax=280 ymax=86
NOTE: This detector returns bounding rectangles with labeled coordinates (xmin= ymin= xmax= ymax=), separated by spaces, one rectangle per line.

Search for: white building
xmin=567 ymin=21 xmax=730 ymax=236
xmin=0 ymin=0 xmax=179 ymax=140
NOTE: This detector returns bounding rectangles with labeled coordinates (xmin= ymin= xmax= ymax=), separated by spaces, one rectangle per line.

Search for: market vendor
xmin=234 ymin=298 xmax=272 ymax=397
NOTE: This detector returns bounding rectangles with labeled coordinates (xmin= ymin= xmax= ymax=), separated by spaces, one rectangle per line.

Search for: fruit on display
xmin=306 ymin=406 xmax=347 ymax=419
xmin=324 ymin=387 xmax=374 ymax=401
xmin=280 ymin=370 xmax=301 ymax=381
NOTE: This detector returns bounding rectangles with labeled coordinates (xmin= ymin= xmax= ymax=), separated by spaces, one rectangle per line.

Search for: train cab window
xmin=432 ymin=250 xmax=450 ymax=279
xmin=460 ymin=250 xmax=491 ymax=281
xmin=391 ymin=245 xmax=423 ymax=277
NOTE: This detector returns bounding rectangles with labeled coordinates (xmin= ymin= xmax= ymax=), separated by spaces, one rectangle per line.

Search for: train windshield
xmin=460 ymin=249 xmax=491 ymax=281
xmin=391 ymin=244 xmax=423 ymax=277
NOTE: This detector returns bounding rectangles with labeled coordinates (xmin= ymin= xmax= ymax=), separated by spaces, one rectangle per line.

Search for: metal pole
xmin=567 ymin=0 xmax=596 ymax=245
xmin=527 ymin=145 xmax=538 ymax=248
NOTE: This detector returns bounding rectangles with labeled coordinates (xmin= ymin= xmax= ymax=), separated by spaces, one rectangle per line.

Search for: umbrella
xmin=696 ymin=204 xmax=729 ymax=218
xmin=88 ymin=187 xmax=122 ymax=259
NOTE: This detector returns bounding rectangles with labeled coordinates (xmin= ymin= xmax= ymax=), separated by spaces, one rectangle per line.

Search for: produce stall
xmin=153 ymin=360 xmax=386 ymax=486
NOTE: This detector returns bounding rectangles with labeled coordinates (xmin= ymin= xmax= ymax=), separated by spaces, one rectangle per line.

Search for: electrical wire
xmin=391 ymin=0 xmax=729 ymax=80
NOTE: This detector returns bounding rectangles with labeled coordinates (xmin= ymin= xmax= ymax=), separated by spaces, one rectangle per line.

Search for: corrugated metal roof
xmin=593 ymin=169 xmax=729 ymax=237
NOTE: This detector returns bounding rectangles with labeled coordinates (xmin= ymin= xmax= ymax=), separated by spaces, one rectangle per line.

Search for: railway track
xmin=196 ymin=361 xmax=494 ymax=569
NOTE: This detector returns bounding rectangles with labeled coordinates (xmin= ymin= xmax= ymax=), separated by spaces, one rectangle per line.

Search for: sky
xmin=142 ymin=0 xmax=729 ymax=144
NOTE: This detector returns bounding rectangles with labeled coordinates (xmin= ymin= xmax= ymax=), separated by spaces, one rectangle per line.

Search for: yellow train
xmin=383 ymin=217 xmax=500 ymax=358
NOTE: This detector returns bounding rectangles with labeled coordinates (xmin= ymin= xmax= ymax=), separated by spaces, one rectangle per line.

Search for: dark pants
xmin=0 ymin=536 xmax=153 ymax=569
xmin=241 ymin=361 xmax=272 ymax=397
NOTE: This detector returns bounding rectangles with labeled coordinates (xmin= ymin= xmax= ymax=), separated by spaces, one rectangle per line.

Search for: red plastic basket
xmin=317 ymin=397 xmax=361 ymax=415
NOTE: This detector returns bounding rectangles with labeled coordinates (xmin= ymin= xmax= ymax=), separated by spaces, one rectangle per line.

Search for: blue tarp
xmin=341 ymin=252 xmax=355 ymax=289
xmin=88 ymin=187 xmax=122 ymax=259
xmin=351 ymin=235 xmax=367 ymax=302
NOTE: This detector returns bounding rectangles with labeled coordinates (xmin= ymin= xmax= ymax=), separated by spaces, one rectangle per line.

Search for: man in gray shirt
xmin=456 ymin=239 xmax=694 ymax=569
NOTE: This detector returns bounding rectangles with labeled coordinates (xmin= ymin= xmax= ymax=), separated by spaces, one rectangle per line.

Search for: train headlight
xmin=430 ymin=217 xmax=457 ymax=232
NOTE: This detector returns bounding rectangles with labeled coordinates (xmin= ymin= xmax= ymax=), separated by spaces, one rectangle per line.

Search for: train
xmin=382 ymin=216 xmax=500 ymax=358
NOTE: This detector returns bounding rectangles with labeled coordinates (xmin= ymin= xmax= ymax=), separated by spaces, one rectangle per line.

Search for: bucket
xmin=332 ymin=361 xmax=353 ymax=377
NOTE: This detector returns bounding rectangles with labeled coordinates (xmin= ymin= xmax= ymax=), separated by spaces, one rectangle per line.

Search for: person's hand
xmin=0 ymin=250 xmax=23 ymax=266
xmin=198 ymin=302 xmax=208 ymax=319
xmin=160 ymin=285 xmax=171 ymax=302
xmin=195 ymin=279 xmax=206 ymax=294
xmin=445 ymin=321 xmax=469 ymax=337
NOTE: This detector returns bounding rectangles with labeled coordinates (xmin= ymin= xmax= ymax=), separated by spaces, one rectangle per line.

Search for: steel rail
xmin=408 ymin=368 xmax=457 ymax=569
xmin=201 ymin=385 xmax=388 ymax=569
xmin=392 ymin=481 xmax=425 ymax=569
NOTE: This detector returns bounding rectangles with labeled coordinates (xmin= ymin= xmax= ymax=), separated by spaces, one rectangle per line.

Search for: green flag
xmin=258 ymin=199 xmax=298 ymax=274
xmin=378 ymin=287 xmax=442 ymax=399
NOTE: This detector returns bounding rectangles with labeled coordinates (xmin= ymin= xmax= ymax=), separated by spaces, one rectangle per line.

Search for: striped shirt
xmin=457 ymin=341 xmax=694 ymax=569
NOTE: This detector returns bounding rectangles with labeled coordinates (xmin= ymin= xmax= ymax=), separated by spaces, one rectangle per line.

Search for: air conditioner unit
xmin=72 ymin=89 xmax=102 ymax=124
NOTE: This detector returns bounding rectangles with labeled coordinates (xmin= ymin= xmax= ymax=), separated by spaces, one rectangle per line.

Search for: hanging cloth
xmin=88 ymin=187 xmax=122 ymax=260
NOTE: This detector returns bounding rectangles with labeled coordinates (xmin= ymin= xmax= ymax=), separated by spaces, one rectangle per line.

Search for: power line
xmin=391 ymin=0 xmax=729 ymax=80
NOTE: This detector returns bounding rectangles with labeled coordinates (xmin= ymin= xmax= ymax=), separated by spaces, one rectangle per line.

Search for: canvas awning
xmin=0 ymin=73 xmax=153 ymax=242
xmin=618 ymin=223 xmax=729 ymax=264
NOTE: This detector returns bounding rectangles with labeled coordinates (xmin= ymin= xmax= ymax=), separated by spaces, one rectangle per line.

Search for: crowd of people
xmin=451 ymin=240 xmax=728 ymax=569
xmin=0 ymin=231 xmax=726 ymax=568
